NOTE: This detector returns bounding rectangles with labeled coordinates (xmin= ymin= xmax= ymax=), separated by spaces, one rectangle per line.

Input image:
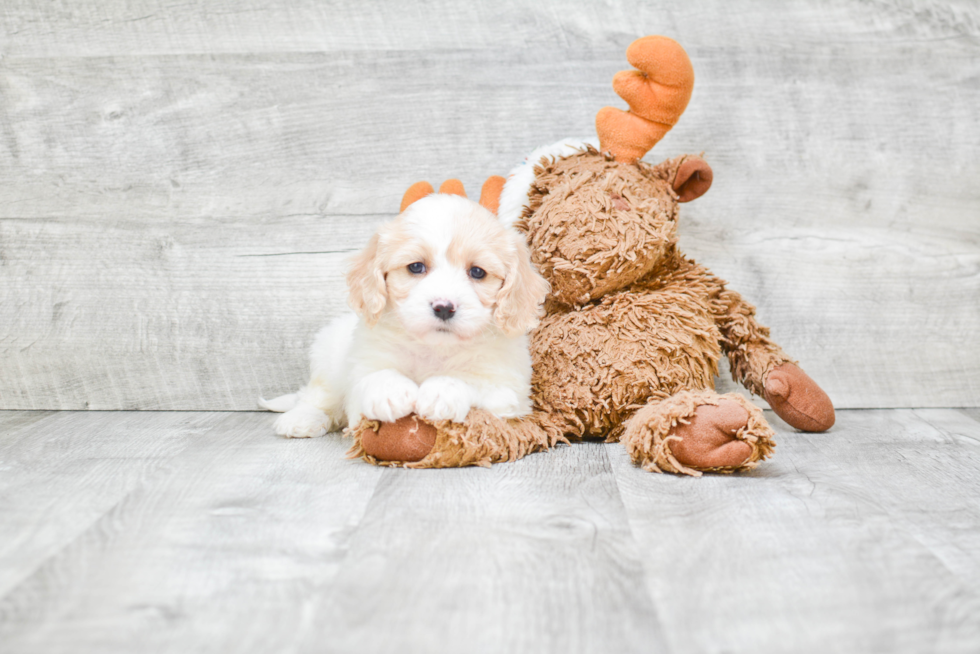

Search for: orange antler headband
xmin=596 ymin=35 xmax=695 ymax=163
xmin=399 ymin=177 xmax=506 ymax=214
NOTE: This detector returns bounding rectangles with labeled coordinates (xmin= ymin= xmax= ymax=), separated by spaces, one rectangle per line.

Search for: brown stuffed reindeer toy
xmin=350 ymin=35 xmax=835 ymax=475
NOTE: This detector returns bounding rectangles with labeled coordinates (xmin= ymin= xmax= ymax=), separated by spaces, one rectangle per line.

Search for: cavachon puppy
xmin=261 ymin=189 xmax=550 ymax=441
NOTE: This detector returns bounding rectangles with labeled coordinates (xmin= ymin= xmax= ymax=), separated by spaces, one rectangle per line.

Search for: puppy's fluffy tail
xmin=258 ymin=393 xmax=299 ymax=413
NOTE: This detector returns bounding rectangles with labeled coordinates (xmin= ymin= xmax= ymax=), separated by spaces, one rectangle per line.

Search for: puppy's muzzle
xmin=431 ymin=300 xmax=456 ymax=321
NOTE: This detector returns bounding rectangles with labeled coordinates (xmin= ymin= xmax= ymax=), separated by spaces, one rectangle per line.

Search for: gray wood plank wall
xmin=1 ymin=1 xmax=978 ymax=410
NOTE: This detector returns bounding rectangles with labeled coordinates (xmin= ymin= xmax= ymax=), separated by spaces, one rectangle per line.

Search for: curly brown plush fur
xmin=520 ymin=147 xmax=679 ymax=308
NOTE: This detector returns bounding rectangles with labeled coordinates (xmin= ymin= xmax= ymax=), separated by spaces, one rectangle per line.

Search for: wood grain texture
xmin=2 ymin=0 xmax=977 ymax=57
xmin=2 ymin=408 xmax=980 ymax=653
xmin=0 ymin=411 xmax=385 ymax=653
xmin=609 ymin=408 xmax=980 ymax=654
xmin=0 ymin=411 xmax=225 ymax=597
xmin=960 ymin=408 xmax=980 ymax=425
xmin=0 ymin=410 xmax=53 ymax=433
xmin=0 ymin=214 xmax=372 ymax=410
xmin=301 ymin=442 xmax=665 ymax=654
xmin=1 ymin=1 xmax=978 ymax=410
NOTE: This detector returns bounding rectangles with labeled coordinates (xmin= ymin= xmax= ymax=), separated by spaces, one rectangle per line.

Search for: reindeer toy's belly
xmin=530 ymin=283 xmax=723 ymax=441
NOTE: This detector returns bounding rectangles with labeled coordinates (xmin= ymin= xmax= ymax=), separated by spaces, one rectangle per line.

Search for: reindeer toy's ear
xmin=672 ymin=156 xmax=713 ymax=202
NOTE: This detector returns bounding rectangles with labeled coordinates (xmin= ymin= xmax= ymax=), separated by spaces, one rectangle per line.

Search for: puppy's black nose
xmin=431 ymin=300 xmax=456 ymax=321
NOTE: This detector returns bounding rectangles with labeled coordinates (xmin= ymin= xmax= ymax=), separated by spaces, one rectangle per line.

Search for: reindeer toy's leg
xmin=709 ymin=284 xmax=836 ymax=432
xmin=617 ymin=284 xmax=834 ymax=477
xmin=621 ymin=389 xmax=776 ymax=476
xmin=350 ymin=409 xmax=566 ymax=468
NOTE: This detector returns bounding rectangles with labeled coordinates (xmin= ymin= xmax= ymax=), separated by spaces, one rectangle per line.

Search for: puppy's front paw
xmin=416 ymin=377 xmax=473 ymax=423
xmin=274 ymin=402 xmax=333 ymax=439
xmin=359 ymin=374 xmax=419 ymax=423
xmin=479 ymin=386 xmax=527 ymax=418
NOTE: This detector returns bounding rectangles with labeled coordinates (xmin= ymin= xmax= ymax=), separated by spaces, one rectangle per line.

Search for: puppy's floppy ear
xmin=346 ymin=232 xmax=387 ymax=325
xmin=494 ymin=232 xmax=550 ymax=335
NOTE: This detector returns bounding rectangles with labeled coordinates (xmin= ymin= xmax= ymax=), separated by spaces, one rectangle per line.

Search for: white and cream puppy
xmin=261 ymin=193 xmax=550 ymax=439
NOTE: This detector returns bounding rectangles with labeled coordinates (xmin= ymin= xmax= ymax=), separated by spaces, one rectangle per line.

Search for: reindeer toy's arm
xmin=710 ymin=285 xmax=835 ymax=431
xmin=597 ymin=36 xmax=834 ymax=433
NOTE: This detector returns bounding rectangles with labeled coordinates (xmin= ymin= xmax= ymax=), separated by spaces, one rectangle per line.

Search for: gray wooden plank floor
xmin=1 ymin=409 xmax=979 ymax=654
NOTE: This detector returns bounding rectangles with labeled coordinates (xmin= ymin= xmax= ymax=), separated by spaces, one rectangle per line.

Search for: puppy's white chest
xmin=400 ymin=347 xmax=457 ymax=382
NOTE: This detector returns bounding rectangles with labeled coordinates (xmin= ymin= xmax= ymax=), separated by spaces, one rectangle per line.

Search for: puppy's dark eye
xmin=408 ymin=262 xmax=426 ymax=274
xmin=469 ymin=266 xmax=486 ymax=280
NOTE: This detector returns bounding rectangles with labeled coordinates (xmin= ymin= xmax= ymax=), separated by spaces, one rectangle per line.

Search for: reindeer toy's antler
xmin=596 ymin=35 xmax=695 ymax=163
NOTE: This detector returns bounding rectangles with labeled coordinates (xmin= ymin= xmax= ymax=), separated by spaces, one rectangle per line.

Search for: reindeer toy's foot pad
xmin=669 ymin=401 xmax=755 ymax=468
xmin=358 ymin=415 xmax=437 ymax=463
xmin=622 ymin=390 xmax=776 ymax=476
